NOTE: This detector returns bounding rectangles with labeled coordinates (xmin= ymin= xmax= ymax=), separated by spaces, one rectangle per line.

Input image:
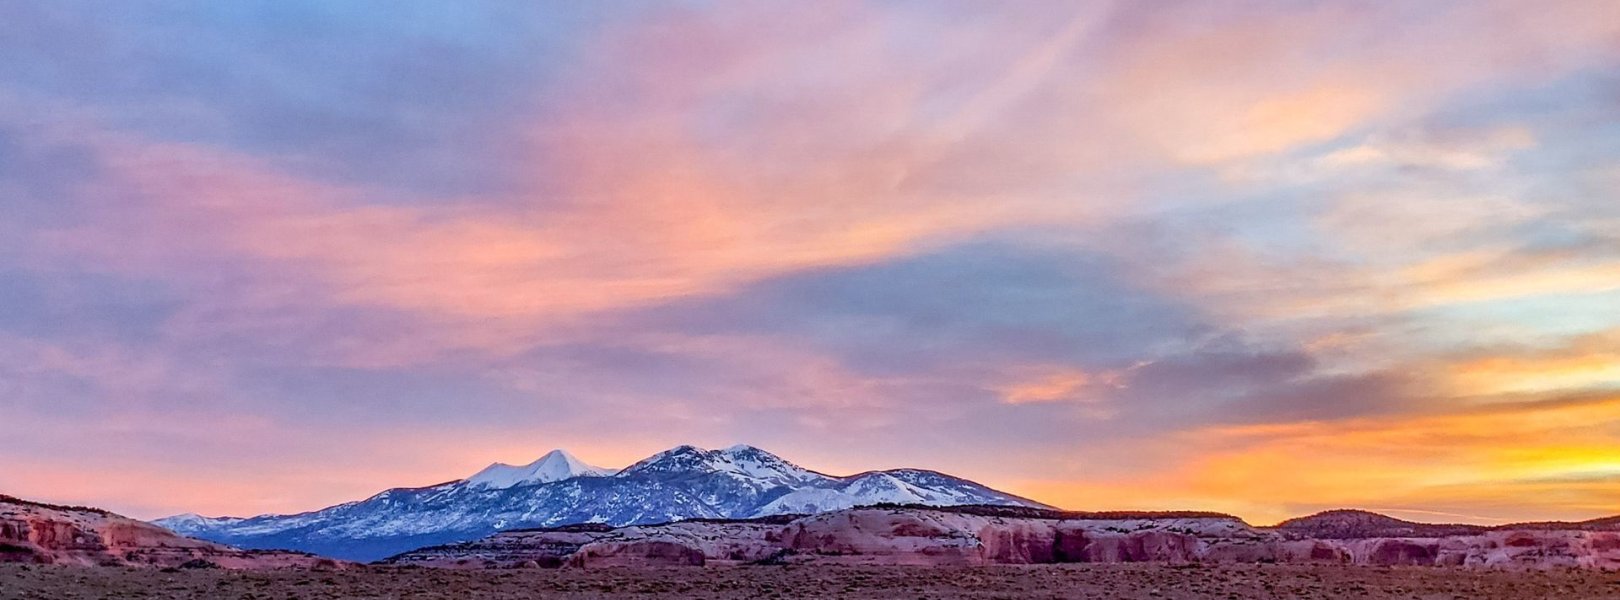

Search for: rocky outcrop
xmin=381 ymin=519 xmax=788 ymax=568
xmin=383 ymin=504 xmax=1620 ymax=571
xmin=567 ymin=540 xmax=708 ymax=568
xmin=1273 ymin=510 xmax=1620 ymax=570
xmin=377 ymin=525 xmax=613 ymax=569
xmin=1275 ymin=509 xmax=1489 ymax=539
xmin=0 ymin=495 xmax=346 ymax=569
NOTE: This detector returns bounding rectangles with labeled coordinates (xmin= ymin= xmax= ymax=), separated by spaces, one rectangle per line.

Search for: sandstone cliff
xmin=0 ymin=495 xmax=345 ymax=569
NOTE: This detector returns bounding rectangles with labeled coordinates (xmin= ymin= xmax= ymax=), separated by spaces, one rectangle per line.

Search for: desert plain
xmin=5 ymin=563 xmax=1620 ymax=600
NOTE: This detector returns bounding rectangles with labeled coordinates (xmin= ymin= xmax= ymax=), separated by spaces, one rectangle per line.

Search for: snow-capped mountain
xmin=155 ymin=444 xmax=1046 ymax=562
xmin=465 ymin=449 xmax=613 ymax=489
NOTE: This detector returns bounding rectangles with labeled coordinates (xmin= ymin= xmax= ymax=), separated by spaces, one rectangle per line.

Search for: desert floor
xmin=4 ymin=563 xmax=1620 ymax=599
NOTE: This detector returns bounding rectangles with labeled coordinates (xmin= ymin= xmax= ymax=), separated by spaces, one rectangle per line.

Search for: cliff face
xmin=0 ymin=495 xmax=344 ymax=569
xmin=382 ymin=506 xmax=1620 ymax=571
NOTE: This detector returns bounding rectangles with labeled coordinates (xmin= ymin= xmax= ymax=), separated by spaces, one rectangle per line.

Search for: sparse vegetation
xmin=3 ymin=563 xmax=1615 ymax=599
xmin=0 ymin=494 xmax=116 ymax=517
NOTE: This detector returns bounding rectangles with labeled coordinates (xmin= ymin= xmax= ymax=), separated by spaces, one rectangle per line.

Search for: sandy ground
xmin=3 ymin=563 xmax=1620 ymax=599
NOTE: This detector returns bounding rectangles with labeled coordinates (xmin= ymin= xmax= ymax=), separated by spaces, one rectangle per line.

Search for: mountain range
xmin=155 ymin=444 xmax=1045 ymax=561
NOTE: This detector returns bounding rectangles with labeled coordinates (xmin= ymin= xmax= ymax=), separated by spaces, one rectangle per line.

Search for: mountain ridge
xmin=154 ymin=444 xmax=1046 ymax=562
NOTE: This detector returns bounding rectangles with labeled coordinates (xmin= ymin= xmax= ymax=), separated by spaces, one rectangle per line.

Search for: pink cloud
xmin=3 ymin=1 xmax=1619 ymax=525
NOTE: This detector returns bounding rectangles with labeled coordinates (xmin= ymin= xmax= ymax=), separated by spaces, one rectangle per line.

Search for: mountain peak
xmin=718 ymin=444 xmax=785 ymax=462
xmin=465 ymin=448 xmax=612 ymax=489
xmin=620 ymin=444 xmax=717 ymax=476
xmin=620 ymin=444 xmax=827 ymax=486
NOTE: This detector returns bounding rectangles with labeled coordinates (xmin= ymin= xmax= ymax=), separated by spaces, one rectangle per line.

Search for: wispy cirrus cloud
xmin=1 ymin=1 xmax=1618 ymax=523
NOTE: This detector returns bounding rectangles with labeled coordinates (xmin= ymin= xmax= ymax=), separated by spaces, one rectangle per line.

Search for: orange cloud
xmin=1317 ymin=126 xmax=1536 ymax=171
xmin=1019 ymin=394 xmax=1620 ymax=525
xmin=1088 ymin=4 xmax=1390 ymax=164
xmin=1397 ymin=251 xmax=1620 ymax=308
xmin=996 ymin=364 xmax=1138 ymax=410
xmin=1445 ymin=329 xmax=1620 ymax=395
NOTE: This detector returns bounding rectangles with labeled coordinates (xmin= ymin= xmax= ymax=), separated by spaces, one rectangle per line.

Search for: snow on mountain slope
xmin=621 ymin=445 xmax=830 ymax=486
xmin=153 ymin=512 xmax=246 ymax=536
xmin=154 ymin=444 xmax=1046 ymax=562
xmin=754 ymin=469 xmax=1021 ymax=515
xmin=466 ymin=449 xmax=613 ymax=489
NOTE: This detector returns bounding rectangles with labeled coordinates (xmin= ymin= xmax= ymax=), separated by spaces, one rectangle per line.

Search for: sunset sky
xmin=2 ymin=1 xmax=1618 ymax=526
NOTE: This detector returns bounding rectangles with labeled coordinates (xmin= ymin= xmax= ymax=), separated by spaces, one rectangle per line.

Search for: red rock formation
xmin=1276 ymin=510 xmax=1487 ymax=539
xmin=567 ymin=540 xmax=707 ymax=568
xmin=382 ymin=505 xmax=1620 ymax=571
xmin=975 ymin=519 xmax=1056 ymax=563
xmin=0 ymin=495 xmax=345 ymax=569
xmin=1364 ymin=539 xmax=1439 ymax=565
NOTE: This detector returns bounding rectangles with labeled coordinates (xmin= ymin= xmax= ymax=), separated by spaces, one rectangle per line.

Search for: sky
xmin=1 ymin=0 xmax=1617 ymax=526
